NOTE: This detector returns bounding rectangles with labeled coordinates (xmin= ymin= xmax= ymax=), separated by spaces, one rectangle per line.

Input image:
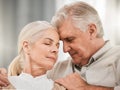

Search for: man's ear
xmin=87 ymin=24 xmax=97 ymax=39
xmin=22 ymin=41 xmax=31 ymax=55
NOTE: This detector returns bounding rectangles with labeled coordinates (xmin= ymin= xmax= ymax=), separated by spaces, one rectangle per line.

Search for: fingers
xmin=55 ymin=78 xmax=65 ymax=85
xmin=55 ymin=73 xmax=77 ymax=89
xmin=55 ymin=73 xmax=76 ymax=83
xmin=55 ymin=77 xmax=69 ymax=89
xmin=73 ymin=72 xmax=86 ymax=81
xmin=0 ymin=80 xmax=8 ymax=87
xmin=55 ymin=72 xmax=87 ymax=90
xmin=0 ymin=68 xmax=7 ymax=75
xmin=0 ymin=68 xmax=9 ymax=87
xmin=0 ymin=75 xmax=9 ymax=87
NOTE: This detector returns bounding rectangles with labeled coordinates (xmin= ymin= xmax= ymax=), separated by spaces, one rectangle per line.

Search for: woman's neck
xmin=23 ymin=57 xmax=47 ymax=77
xmin=31 ymin=65 xmax=47 ymax=77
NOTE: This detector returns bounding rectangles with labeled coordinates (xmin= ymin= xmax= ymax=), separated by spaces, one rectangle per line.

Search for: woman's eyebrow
xmin=45 ymin=38 xmax=60 ymax=45
xmin=44 ymin=38 xmax=53 ymax=41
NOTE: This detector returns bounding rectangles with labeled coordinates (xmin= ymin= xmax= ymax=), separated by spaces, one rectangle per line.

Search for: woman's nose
xmin=51 ymin=46 xmax=59 ymax=53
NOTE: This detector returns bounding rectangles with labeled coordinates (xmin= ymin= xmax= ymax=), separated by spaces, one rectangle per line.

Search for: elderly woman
xmin=2 ymin=21 xmax=65 ymax=90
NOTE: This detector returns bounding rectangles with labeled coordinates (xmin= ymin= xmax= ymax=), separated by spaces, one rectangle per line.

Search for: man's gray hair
xmin=51 ymin=1 xmax=104 ymax=38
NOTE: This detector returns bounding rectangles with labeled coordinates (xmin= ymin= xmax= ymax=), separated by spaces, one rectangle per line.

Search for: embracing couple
xmin=0 ymin=1 xmax=120 ymax=90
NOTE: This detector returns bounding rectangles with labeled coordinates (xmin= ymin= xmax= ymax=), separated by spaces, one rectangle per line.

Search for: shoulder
xmin=54 ymin=57 xmax=72 ymax=71
xmin=104 ymin=45 xmax=120 ymax=61
xmin=47 ymin=57 xmax=73 ymax=80
xmin=109 ymin=45 xmax=120 ymax=52
xmin=56 ymin=57 xmax=72 ymax=67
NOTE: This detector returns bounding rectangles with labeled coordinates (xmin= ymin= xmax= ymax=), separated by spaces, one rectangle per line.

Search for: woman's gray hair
xmin=18 ymin=21 xmax=55 ymax=54
xmin=51 ymin=1 xmax=104 ymax=38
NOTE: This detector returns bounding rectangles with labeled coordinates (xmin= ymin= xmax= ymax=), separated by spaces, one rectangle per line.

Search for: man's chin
xmin=71 ymin=59 xmax=80 ymax=64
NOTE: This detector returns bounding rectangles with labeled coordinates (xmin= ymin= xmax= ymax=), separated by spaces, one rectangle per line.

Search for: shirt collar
xmin=85 ymin=40 xmax=112 ymax=67
xmin=92 ymin=40 xmax=112 ymax=62
xmin=74 ymin=40 xmax=112 ymax=70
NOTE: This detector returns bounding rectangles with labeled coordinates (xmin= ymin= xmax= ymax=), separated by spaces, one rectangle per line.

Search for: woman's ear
xmin=87 ymin=24 xmax=97 ymax=39
xmin=22 ymin=41 xmax=31 ymax=55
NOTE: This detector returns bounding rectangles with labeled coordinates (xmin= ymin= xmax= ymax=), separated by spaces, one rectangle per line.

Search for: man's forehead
xmin=59 ymin=31 xmax=73 ymax=41
xmin=58 ymin=29 xmax=66 ymax=38
xmin=58 ymin=17 xmax=74 ymax=39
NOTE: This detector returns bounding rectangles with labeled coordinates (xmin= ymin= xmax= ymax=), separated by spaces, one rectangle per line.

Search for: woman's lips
xmin=47 ymin=56 xmax=56 ymax=61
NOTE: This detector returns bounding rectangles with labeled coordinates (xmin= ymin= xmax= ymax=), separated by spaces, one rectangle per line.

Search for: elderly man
xmin=48 ymin=1 xmax=120 ymax=90
xmin=0 ymin=1 xmax=120 ymax=90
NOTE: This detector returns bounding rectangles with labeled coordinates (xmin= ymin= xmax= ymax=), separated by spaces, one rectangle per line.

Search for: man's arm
xmin=55 ymin=72 xmax=113 ymax=90
xmin=84 ymin=85 xmax=113 ymax=90
xmin=0 ymin=68 xmax=9 ymax=87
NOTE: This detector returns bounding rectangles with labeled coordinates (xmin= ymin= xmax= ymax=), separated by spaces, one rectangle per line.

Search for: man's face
xmin=59 ymin=17 xmax=94 ymax=65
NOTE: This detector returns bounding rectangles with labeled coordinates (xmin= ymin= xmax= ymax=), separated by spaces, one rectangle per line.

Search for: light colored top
xmin=47 ymin=41 xmax=120 ymax=90
xmin=9 ymin=72 xmax=54 ymax=90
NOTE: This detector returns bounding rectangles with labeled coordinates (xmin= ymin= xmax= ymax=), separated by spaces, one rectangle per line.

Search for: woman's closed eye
xmin=44 ymin=42 xmax=51 ymax=45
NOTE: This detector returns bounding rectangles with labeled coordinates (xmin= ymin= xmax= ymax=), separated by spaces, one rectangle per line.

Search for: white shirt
xmin=9 ymin=72 xmax=54 ymax=90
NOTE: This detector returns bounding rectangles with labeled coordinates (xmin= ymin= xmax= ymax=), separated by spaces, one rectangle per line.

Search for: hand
xmin=0 ymin=68 xmax=10 ymax=87
xmin=55 ymin=72 xmax=114 ymax=90
xmin=55 ymin=72 xmax=87 ymax=90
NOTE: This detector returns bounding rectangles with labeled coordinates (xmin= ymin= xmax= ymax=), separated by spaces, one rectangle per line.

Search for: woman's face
xmin=28 ymin=29 xmax=59 ymax=70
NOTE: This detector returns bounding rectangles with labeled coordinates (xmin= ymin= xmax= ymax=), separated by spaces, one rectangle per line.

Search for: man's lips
xmin=69 ymin=52 xmax=77 ymax=56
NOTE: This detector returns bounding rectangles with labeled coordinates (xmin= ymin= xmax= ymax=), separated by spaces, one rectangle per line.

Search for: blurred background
xmin=0 ymin=0 xmax=120 ymax=68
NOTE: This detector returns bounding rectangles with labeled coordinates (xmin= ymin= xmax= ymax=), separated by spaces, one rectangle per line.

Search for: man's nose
xmin=63 ymin=42 xmax=71 ymax=53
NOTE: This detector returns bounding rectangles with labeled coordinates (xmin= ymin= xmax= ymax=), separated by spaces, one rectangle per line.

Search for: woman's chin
xmin=46 ymin=64 xmax=54 ymax=70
